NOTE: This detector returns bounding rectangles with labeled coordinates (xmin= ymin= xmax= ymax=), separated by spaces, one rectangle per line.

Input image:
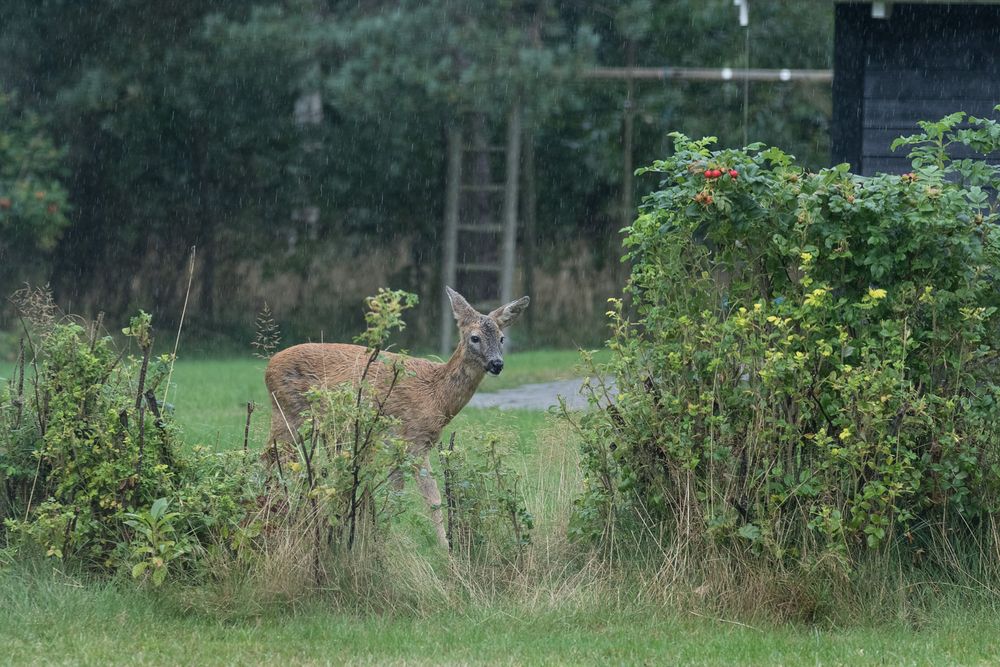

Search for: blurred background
xmin=0 ymin=0 xmax=832 ymax=354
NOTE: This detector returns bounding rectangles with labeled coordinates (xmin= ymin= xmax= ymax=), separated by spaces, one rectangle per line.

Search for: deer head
xmin=446 ymin=286 xmax=530 ymax=375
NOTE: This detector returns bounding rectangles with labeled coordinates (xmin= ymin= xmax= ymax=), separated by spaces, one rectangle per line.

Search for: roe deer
xmin=265 ymin=286 xmax=530 ymax=548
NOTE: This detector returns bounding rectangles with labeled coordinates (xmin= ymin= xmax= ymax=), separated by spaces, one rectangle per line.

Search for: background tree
xmin=0 ymin=0 xmax=833 ymax=351
xmin=0 ymin=93 xmax=69 ymax=291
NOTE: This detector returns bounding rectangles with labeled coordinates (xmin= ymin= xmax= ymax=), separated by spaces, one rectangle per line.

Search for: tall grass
xmin=139 ymin=410 xmax=1000 ymax=629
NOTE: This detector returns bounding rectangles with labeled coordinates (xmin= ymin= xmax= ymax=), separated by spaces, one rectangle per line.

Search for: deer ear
xmin=446 ymin=286 xmax=477 ymax=325
xmin=489 ymin=296 xmax=530 ymax=329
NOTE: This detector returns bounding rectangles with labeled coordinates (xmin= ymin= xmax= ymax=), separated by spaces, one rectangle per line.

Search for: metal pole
xmin=621 ymin=39 xmax=636 ymax=230
xmin=499 ymin=105 xmax=521 ymax=306
xmin=440 ymin=125 xmax=462 ymax=356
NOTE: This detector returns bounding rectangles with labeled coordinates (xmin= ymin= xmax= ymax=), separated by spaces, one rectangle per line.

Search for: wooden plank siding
xmin=833 ymin=3 xmax=1000 ymax=175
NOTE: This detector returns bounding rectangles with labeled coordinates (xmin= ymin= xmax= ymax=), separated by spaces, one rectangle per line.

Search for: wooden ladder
xmin=439 ymin=107 xmax=521 ymax=355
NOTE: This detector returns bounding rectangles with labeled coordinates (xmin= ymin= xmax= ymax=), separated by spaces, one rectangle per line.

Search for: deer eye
xmin=500 ymin=336 xmax=505 ymax=344
xmin=470 ymin=335 xmax=480 ymax=344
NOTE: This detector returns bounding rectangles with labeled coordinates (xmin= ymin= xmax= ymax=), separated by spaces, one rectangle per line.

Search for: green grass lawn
xmin=4 ymin=565 xmax=1000 ymax=666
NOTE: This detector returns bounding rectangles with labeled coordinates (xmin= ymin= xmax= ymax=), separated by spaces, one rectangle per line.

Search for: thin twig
xmin=243 ymin=401 xmax=255 ymax=453
xmin=17 ymin=315 xmax=46 ymax=438
xmin=443 ymin=431 xmax=456 ymax=552
xmin=135 ymin=338 xmax=152 ymax=411
xmin=23 ymin=449 xmax=43 ymax=522
xmin=89 ymin=311 xmax=104 ymax=353
xmin=163 ymin=245 xmax=197 ymax=408
xmin=135 ymin=399 xmax=146 ymax=507
xmin=14 ymin=338 xmax=25 ymax=428
xmin=271 ymin=391 xmax=298 ymax=444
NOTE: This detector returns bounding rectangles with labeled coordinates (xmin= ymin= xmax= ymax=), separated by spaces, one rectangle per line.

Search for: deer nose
xmin=487 ymin=359 xmax=504 ymax=375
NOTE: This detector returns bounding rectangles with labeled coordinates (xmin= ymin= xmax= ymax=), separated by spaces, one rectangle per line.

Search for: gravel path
xmin=468 ymin=378 xmax=595 ymax=411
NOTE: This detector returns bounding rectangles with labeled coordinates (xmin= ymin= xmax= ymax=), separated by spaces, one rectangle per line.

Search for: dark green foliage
xmin=0 ymin=1 xmax=833 ymax=347
xmin=0 ymin=94 xmax=70 ymax=287
xmin=1 ymin=307 xmax=257 ymax=581
xmin=2 ymin=313 xmax=174 ymax=562
xmin=439 ymin=431 xmax=534 ymax=562
xmin=572 ymin=110 xmax=1000 ymax=563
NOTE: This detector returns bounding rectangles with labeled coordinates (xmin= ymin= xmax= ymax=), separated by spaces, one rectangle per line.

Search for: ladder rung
xmin=457 ymin=263 xmax=501 ymax=273
xmin=463 ymin=144 xmax=505 ymax=153
xmin=458 ymin=224 xmax=504 ymax=233
xmin=461 ymin=184 xmax=505 ymax=192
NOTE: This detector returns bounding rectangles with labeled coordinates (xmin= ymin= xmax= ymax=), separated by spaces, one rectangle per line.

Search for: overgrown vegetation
xmin=0 ymin=288 xmax=256 ymax=582
xmin=1 ymin=288 xmax=533 ymax=607
xmin=571 ymin=110 xmax=1000 ymax=595
xmin=439 ymin=430 xmax=534 ymax=563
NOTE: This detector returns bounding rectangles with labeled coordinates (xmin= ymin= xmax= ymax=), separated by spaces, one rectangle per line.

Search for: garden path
xmin=468 ymin=378 xmax=614 ymax=411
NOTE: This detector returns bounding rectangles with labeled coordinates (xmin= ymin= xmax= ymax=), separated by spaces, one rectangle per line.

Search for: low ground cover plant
xmin=572 ymin=110 xmax=1000 ymax=579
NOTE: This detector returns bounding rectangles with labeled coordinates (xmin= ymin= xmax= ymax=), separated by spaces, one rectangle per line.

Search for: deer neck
xmin=436 ymin=342 xmax=486 ymax=418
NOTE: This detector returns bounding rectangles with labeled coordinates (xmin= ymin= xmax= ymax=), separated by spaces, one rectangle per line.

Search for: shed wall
xmin=833 ymin=3 xmax=1000 ymax=174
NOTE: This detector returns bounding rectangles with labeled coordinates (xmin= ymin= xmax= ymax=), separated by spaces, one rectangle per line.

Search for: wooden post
xmin=522 ymin=122 xmax=537 ymax=335
xmin=500 ymin=105 xmax=522 ymax=306
xmin=440 ymin=125 xmax=462 ymax=356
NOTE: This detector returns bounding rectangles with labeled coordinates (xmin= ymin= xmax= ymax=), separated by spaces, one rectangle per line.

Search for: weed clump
xmin=0 ymin=287 xmax=535 ymax=610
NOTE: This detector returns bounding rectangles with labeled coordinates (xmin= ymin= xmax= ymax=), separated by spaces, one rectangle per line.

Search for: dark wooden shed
xmin=832 ymin=0 xmax=1000 ymax=174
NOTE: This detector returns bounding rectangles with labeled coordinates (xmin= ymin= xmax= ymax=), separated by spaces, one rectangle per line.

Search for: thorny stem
xmin=347 ymin=351 xmax=402 ymax=552
xmin=243 ymin=401 xmax=255 ymax=453
xmin=135 ymin=399 xmax=146 ymax=507
xmin=135 ymin=337 xmax=152 ymax=411
xmin=348 ymin=348 xmax=382 ymax=551
xmin=271 ymin=439 xmax=285 ymax=481
xmin=144 ymin=390 xmax=164 ymax=429
xmin=14 ymin=338 xmax=25 ymax=428
xmin=491 ymin=440 xmax=522 ymax=546
xmin=442 ymin=432 xmax=456 ymax=552
xmin=17 ymin=315 xmax=46 ymax=438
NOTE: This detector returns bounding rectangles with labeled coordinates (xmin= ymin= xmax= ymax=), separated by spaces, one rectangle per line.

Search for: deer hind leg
xmin=265 ymin=390 xmax=305 ymax=459
xmin=413 ymin=453 xmax=448 ymax=549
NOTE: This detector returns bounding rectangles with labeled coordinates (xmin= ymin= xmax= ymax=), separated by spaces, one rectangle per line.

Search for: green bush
xmin=0 ymin=93 xmax=70 ymax=256
xmin=573 ymin=110 xmax=1000 ymax=563
xmin=439 ymin=430 xmax=533 ymax=563
xmin=1 ymin=300 xmax=257 ymax=581
xmin=275 ymin=289 xmax=417 ymax=555
xmin=2 ymin=310 xmax=173 ymax=563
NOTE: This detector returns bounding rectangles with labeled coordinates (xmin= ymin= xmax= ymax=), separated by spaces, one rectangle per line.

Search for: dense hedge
xmin=574 ymin=110 xmax=1000 ymax=562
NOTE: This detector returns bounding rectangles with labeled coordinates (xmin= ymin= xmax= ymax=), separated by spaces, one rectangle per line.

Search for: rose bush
xmin=572 ymin=109 xmax=1000 ymax=564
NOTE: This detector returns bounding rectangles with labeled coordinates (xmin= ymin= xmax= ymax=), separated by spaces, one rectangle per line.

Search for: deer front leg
xmin=413 ymin=453 xmax=449 ymax=549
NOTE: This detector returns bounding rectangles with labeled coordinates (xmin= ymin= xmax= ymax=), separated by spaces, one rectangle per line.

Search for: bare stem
xmin=163 ymin=245 xmax=197 ymax=408
xmin=243 ymin=401 xmax=256 ymax=453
